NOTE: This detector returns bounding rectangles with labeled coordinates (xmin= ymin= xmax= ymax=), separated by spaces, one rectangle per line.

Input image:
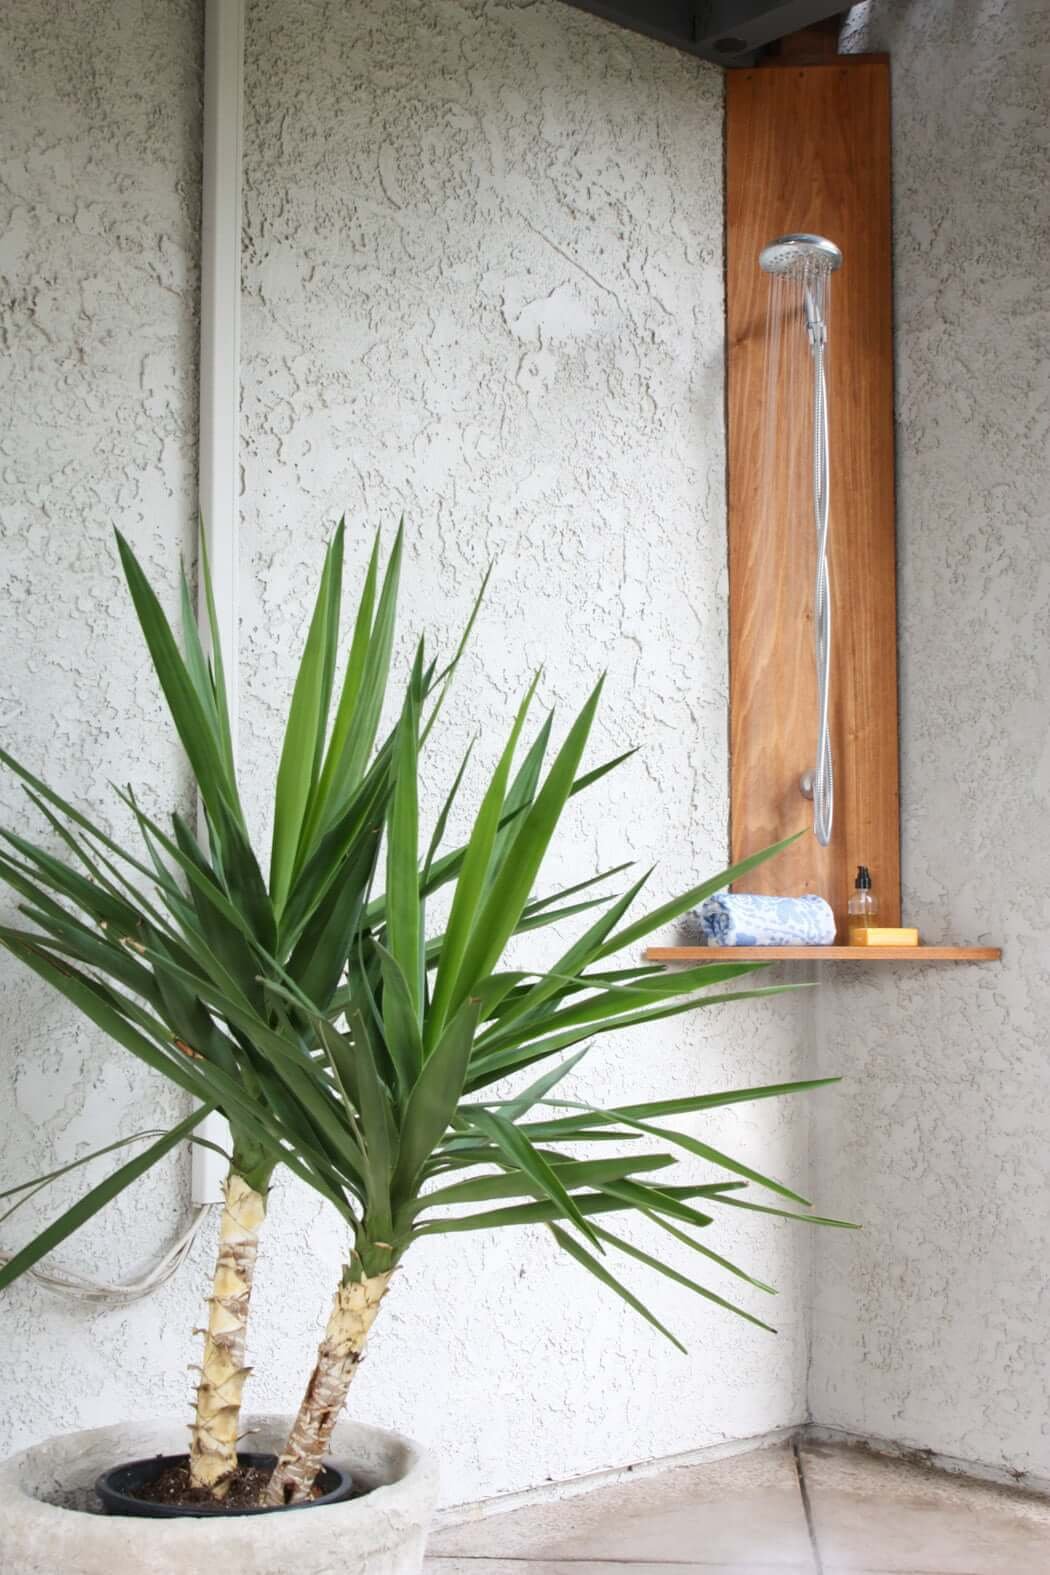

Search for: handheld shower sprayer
xmin=803 ymin=286 xmax=826 ymax=348
xmin=759 ymin=233 xmax=843 ymax=847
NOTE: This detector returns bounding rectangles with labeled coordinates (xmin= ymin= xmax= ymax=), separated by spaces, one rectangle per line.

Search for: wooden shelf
xmin=644 ymin=945 xmax=1001 ymax=964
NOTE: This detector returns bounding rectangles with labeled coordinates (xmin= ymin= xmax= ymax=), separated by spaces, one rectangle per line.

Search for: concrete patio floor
xmin=427 ymin=1439 xmax=1050 ymax=1574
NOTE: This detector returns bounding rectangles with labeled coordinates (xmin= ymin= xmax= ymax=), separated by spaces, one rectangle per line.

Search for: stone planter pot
xmin=0 ymin=1413 xmax=438 ymax=1575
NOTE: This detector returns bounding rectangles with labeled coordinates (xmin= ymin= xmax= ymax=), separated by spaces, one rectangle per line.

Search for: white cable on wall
xmin=192 ymin=0 xmax=246 ymax=1207
xmin=0 ymin=1210 xmax=211 ymax=1306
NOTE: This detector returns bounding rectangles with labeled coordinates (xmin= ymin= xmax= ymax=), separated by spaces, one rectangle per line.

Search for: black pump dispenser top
xmin=855 ymin=865 xmax=872 ymax=890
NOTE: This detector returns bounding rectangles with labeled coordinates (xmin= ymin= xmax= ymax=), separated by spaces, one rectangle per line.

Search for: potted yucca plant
xmin=0 ymin=527 xmax=846 ymax=1575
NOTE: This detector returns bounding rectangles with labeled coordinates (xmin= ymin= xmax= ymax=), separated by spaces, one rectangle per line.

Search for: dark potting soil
xmin=127 ymin=1463 xmax=327 ymax=1511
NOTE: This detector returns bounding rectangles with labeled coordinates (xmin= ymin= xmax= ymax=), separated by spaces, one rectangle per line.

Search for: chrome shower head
xmin=759 ymin=234 xmax=843 ymax=275
xmin=760 ymin=234 xmax=842 ymax=349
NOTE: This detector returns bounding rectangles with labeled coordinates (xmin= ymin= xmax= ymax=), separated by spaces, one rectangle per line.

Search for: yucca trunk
xmin=264 ymin=1268 xmax=392 ymax=1506
xmin=188 ymin=1168 xmax=270 ymax=1496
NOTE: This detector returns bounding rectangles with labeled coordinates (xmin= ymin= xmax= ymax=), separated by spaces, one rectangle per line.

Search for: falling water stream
xmin=756 ymin=248 xmax=838 ymax=847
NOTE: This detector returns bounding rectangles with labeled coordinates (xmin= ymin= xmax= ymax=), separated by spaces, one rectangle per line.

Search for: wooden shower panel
xmin=726 ymin=58 xmax=900 ymax=935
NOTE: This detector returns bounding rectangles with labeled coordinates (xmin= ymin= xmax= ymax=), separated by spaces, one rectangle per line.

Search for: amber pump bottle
xmin=847 ymin=866 xmax=878 ymax=942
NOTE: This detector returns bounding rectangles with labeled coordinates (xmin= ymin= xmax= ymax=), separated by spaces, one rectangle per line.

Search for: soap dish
xmin=849 ymin=927 xmax=920 ymax=946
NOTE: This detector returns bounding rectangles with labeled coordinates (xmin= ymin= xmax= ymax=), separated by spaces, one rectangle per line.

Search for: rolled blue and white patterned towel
xmin=696 ymin=892 xmax=836 ymax=947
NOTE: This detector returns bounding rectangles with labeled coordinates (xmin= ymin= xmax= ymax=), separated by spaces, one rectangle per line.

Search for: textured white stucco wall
xmin=5 ymin=0 xmax=1045 ymax=1509
xmin=0 ymin=0 xmax=211 ymax=1450
xmin=811 ymin=0 xmax=1050 ymax=1479
xmin=236 ymin=0 xmax=813 ymax=1503
xmin=0 ymin=0 xmax=816 ymax=1504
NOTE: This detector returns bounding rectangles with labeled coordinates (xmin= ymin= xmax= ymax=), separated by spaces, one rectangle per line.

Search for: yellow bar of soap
xmin=849 ymin=927 xmax=920 ymax=946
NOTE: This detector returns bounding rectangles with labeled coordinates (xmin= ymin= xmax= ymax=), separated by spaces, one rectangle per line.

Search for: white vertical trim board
xmin=193 ymin=0 xmax=246 ymax=1204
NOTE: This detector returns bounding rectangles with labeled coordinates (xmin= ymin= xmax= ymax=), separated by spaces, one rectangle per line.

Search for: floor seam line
xmin=427 ymin=1558 xmax=795 ymax=1566
xmin=793 ymin=1435 xmax=824 ymax=1575
xmin=426 ymin=1559 xmax=815 ymax=1567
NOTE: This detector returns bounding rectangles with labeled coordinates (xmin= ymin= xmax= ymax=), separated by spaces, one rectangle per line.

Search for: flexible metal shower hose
xmin=810 ymin=330 xmax=834 ymax=846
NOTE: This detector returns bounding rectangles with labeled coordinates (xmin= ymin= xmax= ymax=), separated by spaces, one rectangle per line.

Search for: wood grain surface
xmin=726 ymin=60 xmax=900 ymax=935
